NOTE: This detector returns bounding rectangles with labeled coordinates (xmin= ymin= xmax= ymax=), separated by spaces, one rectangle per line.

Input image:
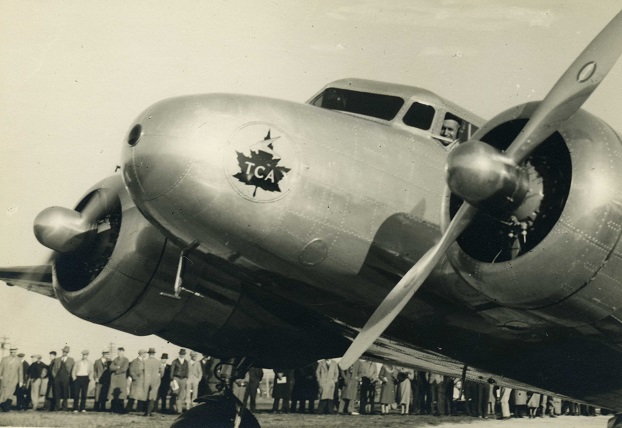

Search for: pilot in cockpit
xmin=440 ymin=116 xmax=462 ymax=146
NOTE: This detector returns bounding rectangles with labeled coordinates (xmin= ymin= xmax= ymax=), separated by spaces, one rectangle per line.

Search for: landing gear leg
xmin=170 ymin=357 xmax=260 ymax=428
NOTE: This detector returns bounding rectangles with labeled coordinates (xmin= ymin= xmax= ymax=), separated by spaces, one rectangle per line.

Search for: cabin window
xmin=311 ymin=88 xmax=404 ymax=121
xmin=403 ymin=102 xmax=435 ymax=130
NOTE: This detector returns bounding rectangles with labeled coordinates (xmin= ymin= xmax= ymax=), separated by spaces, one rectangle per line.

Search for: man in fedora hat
xmin=71 ymin=350 xmax=93 ymax=412
xmin=15 ymin=353 xmax=29 ymax=411
xmin=156 ymin=353 xmax=171 ymax=414
xmin=108 ymin=347 xmax=129 ymax=413
xmin=0 ymin=347 xmax=23 ymax=412
xmin=43 ymin=351 xmax=57 ymax=411
xmin=142 ymin=348 xmax=162 ymax=416
xmin=93 ymin=350 xmax=110 ymax=412
xmin=127 ymin=349 xmax=146 ymax=413
xmin=52 ymin=346 xmax=74 ymax=411
xmin=170 ymin=348 xmax=189 ymax=413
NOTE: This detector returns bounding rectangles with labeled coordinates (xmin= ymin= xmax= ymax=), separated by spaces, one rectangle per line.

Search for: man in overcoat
xmin=155 ymin=353 xmax=170 ymax=414
xmin=0 ymin=348 xmax=23 ymax=412
xmin=93 ymin=350 xmax=110 ymax=411
xmin=142 ymin=348 xmax=162 ymax=416
xmin=15 ymin=353 xmax=29 ymax=410
xmin=338 ymin=360 xmax=361 ymax=414
xmin=127 ymin=349 xmax=146 ymax=412
xmin=186 ymin=352 xmax=203 ymax=410
xmin=107 ymin=347 xmax=129 ymax=413
xmin=315 ymin=359 xmax=339 ymax=414
xmin=43 ymin=351 xmax=56 ymax=411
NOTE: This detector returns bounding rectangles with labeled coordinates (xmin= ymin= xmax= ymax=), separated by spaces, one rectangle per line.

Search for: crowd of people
xmin=267 ymin=359 xmax=600 ymax=419
xmin=0 ymin=346 xmax=225 ymax=416
xmin=0 ymin=346 xmax=603 ymax=419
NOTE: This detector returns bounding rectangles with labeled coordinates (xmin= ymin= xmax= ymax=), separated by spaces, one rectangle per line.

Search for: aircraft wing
xmin=366 ymin=336 xmax=577 ymax=403
xmin=0 ymin=264 xmax=55 ymax=298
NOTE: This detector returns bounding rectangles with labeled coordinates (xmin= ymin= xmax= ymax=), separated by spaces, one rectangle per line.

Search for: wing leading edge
xmin=0 ymin=264 xmax=55 ymax=298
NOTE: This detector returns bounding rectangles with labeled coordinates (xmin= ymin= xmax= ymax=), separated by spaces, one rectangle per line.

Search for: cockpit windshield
xmin=311 ymin=88 xmax=404 ymax=121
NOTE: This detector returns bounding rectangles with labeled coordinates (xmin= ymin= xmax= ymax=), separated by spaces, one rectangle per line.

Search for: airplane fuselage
xmin=118 ymin=81 xmax=622 ymax=410
xmin=122 ymin=93 xmax=448 ymax=301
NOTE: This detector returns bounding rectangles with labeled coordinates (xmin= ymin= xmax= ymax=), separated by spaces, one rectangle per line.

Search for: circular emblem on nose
xmin=225 ymin=122 xmax=300 ymax=202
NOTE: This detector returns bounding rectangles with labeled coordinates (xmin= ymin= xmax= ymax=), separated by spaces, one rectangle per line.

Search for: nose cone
xmin=122 ymin=99 xmax=193 ymax=202
xmin=122 ymin=130 xmax=192 ymax=203
xmin=446 ymin=140 xmax=528 ymax=210
xmin=121 ymin=93 xmax=305 ymax=250
xmin=122 ymin=95 xmax=243 ymax=206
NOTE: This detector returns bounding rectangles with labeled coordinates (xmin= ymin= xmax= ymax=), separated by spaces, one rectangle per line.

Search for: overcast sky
xmin=1 ymin=1 xmax=621 ymax=361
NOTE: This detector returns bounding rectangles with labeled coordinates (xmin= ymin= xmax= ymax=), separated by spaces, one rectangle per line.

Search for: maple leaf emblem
xmin=233 ymin=131 xmax=291 ymax=197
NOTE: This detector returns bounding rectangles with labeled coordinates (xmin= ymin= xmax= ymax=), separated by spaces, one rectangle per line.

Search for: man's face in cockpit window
xmin=441 ymin=119 xmax=460 ymax=140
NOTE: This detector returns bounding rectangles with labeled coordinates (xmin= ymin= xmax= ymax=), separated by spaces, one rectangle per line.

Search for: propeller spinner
xmin=34 ymin=188 xmax=118 ymax=253
xmin=339 ymin=9 xmax=622 ymax=370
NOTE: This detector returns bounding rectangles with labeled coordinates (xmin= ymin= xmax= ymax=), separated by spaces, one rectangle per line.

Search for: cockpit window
xmin=311 ymin=88 xmax=404 ymax=121
xmin=437 ymin=112 xmax=479 ymax=146
xmin=403 ymin=102 xmax=435 ymax=130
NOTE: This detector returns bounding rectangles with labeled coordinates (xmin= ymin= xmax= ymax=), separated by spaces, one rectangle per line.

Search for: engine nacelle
xmin=50 ymin=175 xmax=347 ymax=365
xmin=445 ymin=103 xmax=622 ymax=326
xmin=52 ymin=175 xmax=234 ymax=337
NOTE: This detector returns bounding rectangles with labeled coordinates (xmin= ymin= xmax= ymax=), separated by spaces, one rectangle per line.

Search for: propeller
xmin=339 ymin=9 xmax=622 ymax=370
xmin=34 ymin=188 xmax=118 ymax=253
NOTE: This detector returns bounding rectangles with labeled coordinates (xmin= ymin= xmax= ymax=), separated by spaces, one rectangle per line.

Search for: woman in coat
xmin=378 ymin=363 xmax=397 ymax=415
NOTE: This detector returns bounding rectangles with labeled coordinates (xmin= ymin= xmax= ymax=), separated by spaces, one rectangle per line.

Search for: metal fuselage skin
xmin=121 ymin=92 xmax=622 ymax=410
xmin=122 ymin=93 xmax=446 ymax=300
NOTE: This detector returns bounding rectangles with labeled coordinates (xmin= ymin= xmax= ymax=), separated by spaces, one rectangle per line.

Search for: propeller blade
xmin=339 ymin=203 xmax=477 ymax=369
xmin=80 ymin=188 xmax=118 ymax=224
xmin=506 ymin=9 xmax=622 ymax=164
xmin=340 ymin=8 xmax=622 ymax=371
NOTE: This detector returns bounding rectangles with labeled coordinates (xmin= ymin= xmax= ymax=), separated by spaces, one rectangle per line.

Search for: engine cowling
xmin=51 ymin=175 xmax=235 ymax=337
xmin=445 ymin=103 xmax=622 ymax=326
xmin=46 ymin=174 xmax=348 ymax=365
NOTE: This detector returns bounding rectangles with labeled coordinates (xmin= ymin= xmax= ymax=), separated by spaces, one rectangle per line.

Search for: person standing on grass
xmin=142 ymin=348 xmax=162 ymax=416
xmin=71 ymin=350 xmax=93 ymax=413
xmin=0 ymin=348 xmax=23 ymax=412
xmin=108 ymin=347 xmax=129 ymax=414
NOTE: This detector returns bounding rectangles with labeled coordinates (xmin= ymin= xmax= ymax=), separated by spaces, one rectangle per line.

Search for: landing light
xmin=127 ymin=124 xmax=142 ymax=146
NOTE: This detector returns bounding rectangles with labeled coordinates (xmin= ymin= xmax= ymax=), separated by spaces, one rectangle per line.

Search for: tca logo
xmin=232 ymin=130 xmax=291 ymax=198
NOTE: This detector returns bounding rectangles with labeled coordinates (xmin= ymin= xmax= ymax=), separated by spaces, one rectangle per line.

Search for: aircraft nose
xmin=121 ymin=96 xmax=218 ymax=203
xmin=122 ymin=123 xmax=192 ymax=202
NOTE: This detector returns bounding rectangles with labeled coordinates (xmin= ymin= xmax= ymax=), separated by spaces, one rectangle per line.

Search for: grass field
xmin=0 ymin=411 xmax=612 ymax=427
xmin=0 ymin=397 xmax=613 ymax=427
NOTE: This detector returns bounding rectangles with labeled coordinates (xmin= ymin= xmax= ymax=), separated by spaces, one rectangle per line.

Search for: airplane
xmin=2 ymin=6 xmax=622 ymax=428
